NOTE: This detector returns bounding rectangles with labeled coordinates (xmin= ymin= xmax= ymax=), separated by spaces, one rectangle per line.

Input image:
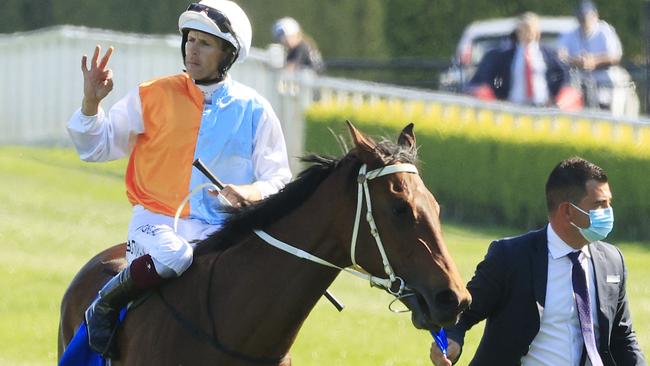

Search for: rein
xmin=255 ymin=163 xmax=419 ymax=296
xmin=160 ymin=162 xmax=417 ymax=364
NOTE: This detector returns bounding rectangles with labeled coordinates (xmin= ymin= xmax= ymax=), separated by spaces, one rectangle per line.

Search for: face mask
xmin=570 ymin=203 xmax=614 ymax=242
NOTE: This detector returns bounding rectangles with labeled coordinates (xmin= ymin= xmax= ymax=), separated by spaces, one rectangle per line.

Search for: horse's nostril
xmin=434 ymin=289 xmax=460 ymax=309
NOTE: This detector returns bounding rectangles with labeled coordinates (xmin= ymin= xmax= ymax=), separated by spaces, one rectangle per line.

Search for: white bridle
xmin=254 ymin=162 xmax=419 ymax=296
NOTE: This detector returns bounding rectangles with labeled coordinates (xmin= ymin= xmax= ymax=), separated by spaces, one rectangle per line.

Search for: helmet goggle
xmin=185 ymin=2 xmax=240 ymax=51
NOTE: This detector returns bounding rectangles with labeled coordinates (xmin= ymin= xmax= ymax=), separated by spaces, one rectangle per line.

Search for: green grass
xmin=0 ymin=146 xmax=648 ymax=365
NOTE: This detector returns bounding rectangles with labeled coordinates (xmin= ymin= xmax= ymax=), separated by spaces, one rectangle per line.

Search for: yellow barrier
xmin=306 ymin=100 xmax=650 ymax=240
xmin=309 ymin=100 xmax=650 ymax=158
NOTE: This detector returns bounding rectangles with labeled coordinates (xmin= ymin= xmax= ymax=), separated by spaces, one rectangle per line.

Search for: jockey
xmin=66 ymin=0 xmax=292 ymax=357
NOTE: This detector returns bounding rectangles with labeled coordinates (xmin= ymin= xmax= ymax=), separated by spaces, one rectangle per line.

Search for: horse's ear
xmin=346 ymin=120 xmax=379 ymax=164
xmin=398 ymin=123 xmax=416 ymax=149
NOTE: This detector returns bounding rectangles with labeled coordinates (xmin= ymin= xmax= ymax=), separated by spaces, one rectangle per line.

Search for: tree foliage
xmin=384 ymin=0 xmax=646 ymax=61
xmin=237 ymin=0 xmax=388 ymax=57
xmin=1 ymin=0 xmax=646 ymax=61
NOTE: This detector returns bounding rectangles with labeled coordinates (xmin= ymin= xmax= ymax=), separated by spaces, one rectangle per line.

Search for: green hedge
xmin=305 ymin=102 xmax=650 ymax=241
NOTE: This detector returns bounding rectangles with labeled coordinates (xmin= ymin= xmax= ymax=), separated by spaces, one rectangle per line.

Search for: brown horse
xmin=58 ymin=122 xmax=471 ymax=365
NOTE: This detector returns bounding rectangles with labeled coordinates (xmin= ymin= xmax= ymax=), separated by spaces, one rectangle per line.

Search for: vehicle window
xmin=470 ymin=35 xmax=512 ymax=65
xmin=540 ymin=32 xmax=562 ymax=49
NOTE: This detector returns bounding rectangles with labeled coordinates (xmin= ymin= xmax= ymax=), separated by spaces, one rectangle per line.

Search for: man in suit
xmin=430 ymin=157 xmax=645 ymax=366
xmin=467 ymin=12 xmax=580 ymax=110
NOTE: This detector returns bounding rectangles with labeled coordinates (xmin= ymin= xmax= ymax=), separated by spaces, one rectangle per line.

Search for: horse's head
xmin=343 ymin=121 xmax=471 ymax=330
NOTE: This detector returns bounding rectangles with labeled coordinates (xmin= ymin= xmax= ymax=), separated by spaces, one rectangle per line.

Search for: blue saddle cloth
xmin=58 ymin=309 xmax=127 ymax=366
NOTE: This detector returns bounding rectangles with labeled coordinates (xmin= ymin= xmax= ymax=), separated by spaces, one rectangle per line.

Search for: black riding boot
xmin=85 ymin=266 xmax=141 ymax=357
xmin=85 ymin=254 xmax=165 ymax=357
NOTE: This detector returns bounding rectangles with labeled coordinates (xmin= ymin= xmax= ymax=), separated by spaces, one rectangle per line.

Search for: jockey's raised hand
xmin=81 ymin=45 xmax=114 ymax=115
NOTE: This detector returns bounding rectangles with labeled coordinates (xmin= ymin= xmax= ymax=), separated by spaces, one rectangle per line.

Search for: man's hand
xmin=81 ymin=45 xmax=114 ymax=115
xmin=430 ymin=339 xmax=461 ymax=366
xmin=209 ymin=184 xmax=262 ymax=208
xmin=579 ymin=54 xmax=596 ymax=71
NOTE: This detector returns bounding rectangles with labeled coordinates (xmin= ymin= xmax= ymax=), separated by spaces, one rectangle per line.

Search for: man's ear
xmin=556 ymin=201 xmax=579 ymax=226
xmin=346 ymin=120 xmax=381 ymax=166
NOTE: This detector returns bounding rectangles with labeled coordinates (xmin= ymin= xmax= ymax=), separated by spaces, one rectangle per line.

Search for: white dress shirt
xmin=508 ymin=42 xmax=549 ymax=106
xmin=522 ymin=224 xmax=600 ymax=366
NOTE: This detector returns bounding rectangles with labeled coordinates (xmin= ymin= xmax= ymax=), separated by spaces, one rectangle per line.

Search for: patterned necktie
xmin=567 ymin=251 xmax=603 ymax=366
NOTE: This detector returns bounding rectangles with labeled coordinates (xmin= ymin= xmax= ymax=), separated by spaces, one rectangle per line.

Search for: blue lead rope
xmin=431 ymin=328 xmax=448 ymax=357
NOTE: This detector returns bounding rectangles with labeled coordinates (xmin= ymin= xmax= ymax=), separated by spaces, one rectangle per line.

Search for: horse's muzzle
xmin=399 ymin=288 xmax=469 ymax=330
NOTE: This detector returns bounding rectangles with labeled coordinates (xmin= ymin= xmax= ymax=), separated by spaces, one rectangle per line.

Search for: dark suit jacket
xmin=468 ymin=45 xmax=569 ymax=101
xmin=447 ymin=226 xmax=646 ymax=366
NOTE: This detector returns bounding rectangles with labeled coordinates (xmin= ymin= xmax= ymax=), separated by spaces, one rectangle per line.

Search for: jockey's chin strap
xmin=254 ymin=163 xmax=419 ymax=297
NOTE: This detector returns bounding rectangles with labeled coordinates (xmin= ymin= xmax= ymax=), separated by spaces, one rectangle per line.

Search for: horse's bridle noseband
xmin=255 ymin=162 xmax=419 ymax=297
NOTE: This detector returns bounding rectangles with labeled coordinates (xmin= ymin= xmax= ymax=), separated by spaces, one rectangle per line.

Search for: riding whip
xmin=192 ymin=158 xmax=345 ymax=312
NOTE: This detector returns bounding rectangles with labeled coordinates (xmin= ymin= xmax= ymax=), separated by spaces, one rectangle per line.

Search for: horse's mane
xmin=194 ymin=138 xmax=417 ymax=255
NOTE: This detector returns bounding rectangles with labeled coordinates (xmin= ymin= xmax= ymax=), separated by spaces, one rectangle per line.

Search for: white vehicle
xmin=573 ymin=66 xmax=639 ymax=118
xmin=439 ymin=16 xmax=578 ymax=92
xmin=439 ymin=16 xmax=639 ymax=117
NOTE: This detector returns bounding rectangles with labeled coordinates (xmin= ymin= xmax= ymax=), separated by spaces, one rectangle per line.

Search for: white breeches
xmin=126 ymin=205 xmax=220 ymax=278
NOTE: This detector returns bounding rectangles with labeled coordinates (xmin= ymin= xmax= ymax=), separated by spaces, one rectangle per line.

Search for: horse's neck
xmin=208 ymin=165 xmax=355 ymax=358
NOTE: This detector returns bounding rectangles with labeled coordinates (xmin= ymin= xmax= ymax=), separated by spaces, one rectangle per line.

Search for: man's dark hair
xmin=545 ymin=156 xmax=608 ymax=212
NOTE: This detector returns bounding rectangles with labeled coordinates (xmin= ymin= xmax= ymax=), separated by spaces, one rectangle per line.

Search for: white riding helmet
xmin=178 ymin=0 xmax=252 ymax=63
xmin=272 ymin=17 xmax=300 ymax=40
